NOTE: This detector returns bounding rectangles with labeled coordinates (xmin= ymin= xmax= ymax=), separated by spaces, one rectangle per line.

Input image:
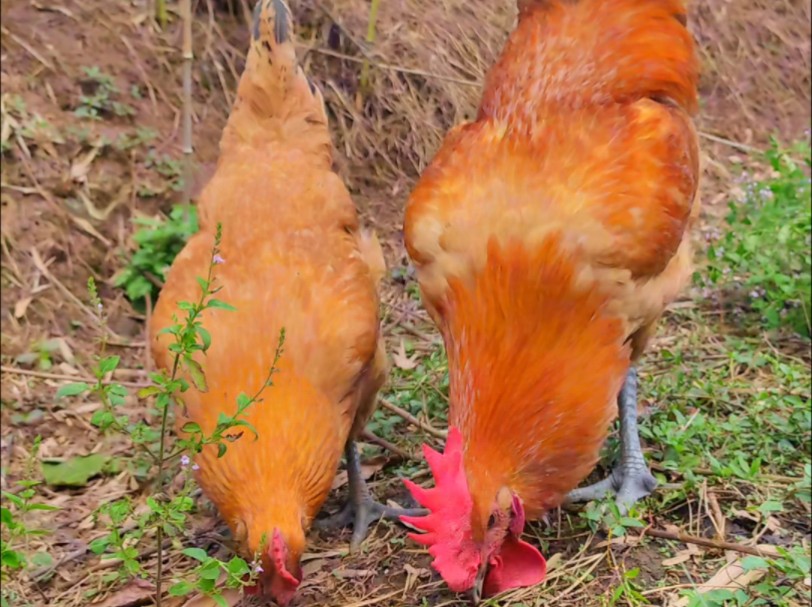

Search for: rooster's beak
xmin=470 ymin=563 xmax=488 ymax=605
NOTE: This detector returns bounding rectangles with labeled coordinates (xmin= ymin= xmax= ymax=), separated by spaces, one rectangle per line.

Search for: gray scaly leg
xmin=566 ymin=367 xmax=658 ymax=513
xmin=315 ymin=440 xmax=427 ymax=551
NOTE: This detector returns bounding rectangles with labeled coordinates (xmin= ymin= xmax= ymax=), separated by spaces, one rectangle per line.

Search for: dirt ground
xmin=1 ymin=0 xmax=810 ymax=606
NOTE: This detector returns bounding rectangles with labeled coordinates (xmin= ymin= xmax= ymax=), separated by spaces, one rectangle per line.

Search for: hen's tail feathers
xmin=480 ymin=0 xmax=699 ymax=121
xmin=228 ymin=0 xmax=327 ymax=134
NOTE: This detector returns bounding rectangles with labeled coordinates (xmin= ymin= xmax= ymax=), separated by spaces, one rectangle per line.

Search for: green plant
xmin=1 ymin=437 xmax=59 ymax=607
xmin=75 ymin=66 xmax=135 ymax=120
xmin=114 ymin=204 xmax=199 ymax=308
xmin=579 ymin=499 xmax=645 ymax=538
xmin=604 ymin=567 xmax=647 ymax=607
xmin=705 ymin=138 xmax=811 ymax=336
xmin=57 ymin=226 xmax=284 ymax=605
xmin=14 ymin=339 xmax=62 ymax=371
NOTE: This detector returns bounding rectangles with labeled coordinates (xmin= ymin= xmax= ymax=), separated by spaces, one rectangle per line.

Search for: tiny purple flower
xmin=192 ymin=463 xmax=200 ymax=471
xmin=181 ymin=455 xmax=191 ymax=467
xmin=97 ymin=302 xmax=103 ymax=313
xmin=254 ymin=563 xmax=264 ymax=574
xmin=213 ymin=254 xmax=225 ymax=265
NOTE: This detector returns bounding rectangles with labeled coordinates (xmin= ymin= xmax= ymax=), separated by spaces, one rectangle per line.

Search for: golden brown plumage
xmin=150 ymin=1 xmax=387 ymax=603
xmin=402 ymin=0 xmax=700 ymax=599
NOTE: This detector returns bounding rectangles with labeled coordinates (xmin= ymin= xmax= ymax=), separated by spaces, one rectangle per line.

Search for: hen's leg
xmin=566 ymin=367 xmax=658 ymax=513
xmin=315 ymin=440 xmax=426 ymax=552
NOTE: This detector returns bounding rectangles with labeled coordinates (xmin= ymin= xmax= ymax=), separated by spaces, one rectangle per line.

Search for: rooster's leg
xmin=566 ymin=367 xmax=658 ymax=513
xmin=315 ymin=440 xmax=426 ymax=551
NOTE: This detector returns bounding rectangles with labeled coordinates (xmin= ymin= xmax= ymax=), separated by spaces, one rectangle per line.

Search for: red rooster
xmin=401 ymin=0 xmax=700 ymax=601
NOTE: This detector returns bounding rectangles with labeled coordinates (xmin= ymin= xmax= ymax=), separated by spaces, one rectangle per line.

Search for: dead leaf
xmin=14 ymin=296 xmax=32 ymax=318
xmin=70 ymin=146 xmax=101 ymax=184
xmin=595 ymin=535 xmax=640 ymax=549
xmin=180 ymin=590 xmax=242 ymax=607
xmin=301 ymin=559 xmax=325 ymax=577
xmin=391 ymin=339 xmax=418 ymax=370
xmin=333 ymin=568 xmax=374 ymax=579
xmin=403 ymin=563 xmax=429 ymax=592
xmin=662 ymin=551 xmax=693 ymax=567
xmin=545 ymin=553 xmax=563 ymax=573
xmin=95 ymin=578 xmax=154 ymax=607
xmin=670 ymin=558 xmax=768 ymax=607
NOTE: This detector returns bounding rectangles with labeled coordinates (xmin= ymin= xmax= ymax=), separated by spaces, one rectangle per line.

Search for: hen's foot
xmin=315 ymin=440 xmax=426 ymax=552
xmin=316 ymin=495 xmax=425 ymax=552
xmin=566 ymin=367 xmax=658 ymax=515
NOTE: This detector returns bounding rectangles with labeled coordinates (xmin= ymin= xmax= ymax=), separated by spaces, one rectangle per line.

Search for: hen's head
xmin=242 ymin=526 xmax=303 ymax=606
xmin=401 ymin=428 xmax=546 ymax=602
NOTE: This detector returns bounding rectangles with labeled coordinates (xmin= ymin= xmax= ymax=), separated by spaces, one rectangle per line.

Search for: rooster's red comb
xmin=401 ymin=427 xmax=480 ymax=591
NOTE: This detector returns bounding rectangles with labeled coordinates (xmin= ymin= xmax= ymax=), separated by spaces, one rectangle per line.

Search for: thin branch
xmin=360 ymin=430 xmax=419 ymax=462
xmin=0 ymin=365 xmax=147 ymax=389
xmin=698 ymin=131 xmax=762 ymax=154
xmin=378 ymin=399 xmax=447 ymax=439
xmin=643 ymin=528 xmax=780 ymax=558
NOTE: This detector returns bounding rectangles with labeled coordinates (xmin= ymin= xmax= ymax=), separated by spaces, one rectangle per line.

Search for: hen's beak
xmin=470 ymin=563 xmax=488 ymax=605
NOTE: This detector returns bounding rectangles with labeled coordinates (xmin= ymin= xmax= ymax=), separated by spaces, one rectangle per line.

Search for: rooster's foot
xmin=566 ymin=461 xmax=658 ymax=514
xmin=565 ymin=367 xmax=658 ymax=514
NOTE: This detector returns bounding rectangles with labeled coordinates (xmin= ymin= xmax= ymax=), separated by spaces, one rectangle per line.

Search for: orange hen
xmin=401 ymin=0 xmax=700 ymax=600
xmin=150 ymin=1 xmax=419 ymax=604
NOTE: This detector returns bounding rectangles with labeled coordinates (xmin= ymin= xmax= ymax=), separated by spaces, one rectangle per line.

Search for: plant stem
xmin=359 ymin=0 xmax=380 ymax=94
xmin=156 ymin=0 xmax=167 ymax=29
xmin=154 ymin=249 xmax=217 ymax=604
xmin=154 ymin=354 xmax=179 ymax=607
xmin=181 ymin=0 xmax=194 ymax=221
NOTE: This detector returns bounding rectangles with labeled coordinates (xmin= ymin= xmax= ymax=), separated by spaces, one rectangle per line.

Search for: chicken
xmin=150 ymin=1 xmax=420 ymax=603
xmin=401 ymin=0 xmax=700 ymax=601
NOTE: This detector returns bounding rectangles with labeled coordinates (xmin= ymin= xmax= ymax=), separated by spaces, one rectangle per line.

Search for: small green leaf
xmin=741 ymin=556 xmax=770 ymax=571
xmin=619 ymin=517 xmax=645 ymax=528
xmin=206 ymin=299 xmax=237 ymax=312
xmin=226 ymin=556 xmax=250 ymax=578
xmin=56 ymin=382 xmax=90 ymax=399
xmin=97 ymin=355 xmax=120 ymax=375
xmin=197 ymin=326 xmax=212 ymax=352
xmin=184 ymin=357 xmax=208 ymax=392
xmin=236 ymin=393 xmax=252 ymax=409
xmin=168 ymin=580 xmax=195 ymax=596
xmin=182 ymin=547 xmax=209 ymax=562
xmin=137 ymin=385 xmax=163 ymax=399
xmin=41 ymin=454 xmax=110 ymax=488
xmin=27 ymin=503 xmax=60 ymax=512
xmin=217 ymin=443 xmax=227 ymax=458
xmin=181 ymin=421 xmax=202 ymax=434
xmin=212 ymin=594 xmax=229 ymax=607
xmin=198 ymin=559 xmax=222 ymax=580
xmin=31 ymin=551 xmax=54 ymax=567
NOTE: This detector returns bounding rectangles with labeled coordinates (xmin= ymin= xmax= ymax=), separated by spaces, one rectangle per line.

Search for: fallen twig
xmin=378 ymin=399 xmax=447 ymax=440
xmin=0 ymin=365 xmax=147 ymax=389
xmin=642 ymin=528 xmax=779 ymax=558
xmin=360 ymin=429 xmax=419 ymax=462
